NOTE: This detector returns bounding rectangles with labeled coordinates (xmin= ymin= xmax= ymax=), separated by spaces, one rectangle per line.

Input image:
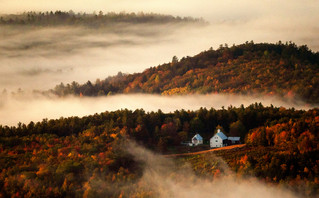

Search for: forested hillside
xmin=1 ymin=104 xmax=315 ymax=147
xmin=49 ymin=42 xmax=319 ymax=104
xmin=0 ymin=105 xmax=318 ymax=197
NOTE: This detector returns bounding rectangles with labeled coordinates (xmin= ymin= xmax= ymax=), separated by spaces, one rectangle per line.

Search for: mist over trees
xmin=46 ymin=42 xmax=319 ymax=104
xmin=0 ymin=11 xmax=207 ymax=27
xmin=0 ymin=104 xmax=317 ymax=150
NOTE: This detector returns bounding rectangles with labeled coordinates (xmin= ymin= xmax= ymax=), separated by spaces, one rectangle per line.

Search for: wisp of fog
xmin=0 ymin=93 xmax=316 ymax=126
xmin=124 ymin=140 xmax=300 ymax=198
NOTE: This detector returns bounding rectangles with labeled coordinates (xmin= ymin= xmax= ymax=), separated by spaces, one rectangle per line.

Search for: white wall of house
xmin=210 ymin=134 xmax=223 ymax=148
xmin=210 ymin=130 xmax=228 ymax=148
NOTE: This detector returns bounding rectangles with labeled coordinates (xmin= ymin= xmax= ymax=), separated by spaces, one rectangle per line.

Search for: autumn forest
xmin=48 ymin=42 xmax=319 ymax=104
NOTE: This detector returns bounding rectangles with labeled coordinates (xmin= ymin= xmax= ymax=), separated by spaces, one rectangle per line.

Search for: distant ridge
xmin=0 ymin=11 xmax=207 ymax=26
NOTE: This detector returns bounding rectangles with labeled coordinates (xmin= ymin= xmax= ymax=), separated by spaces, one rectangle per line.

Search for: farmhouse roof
xmin=192 ymin=134 xmax=203 ymax=141
xmin=216 ymin=131 xmax=228 ymax=140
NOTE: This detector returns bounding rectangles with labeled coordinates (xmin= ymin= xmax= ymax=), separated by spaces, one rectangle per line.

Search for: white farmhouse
xmin=210 ymin=129 xmax=228 ymax=148
xmin=192 ymin=134 xmax=203 ymax=146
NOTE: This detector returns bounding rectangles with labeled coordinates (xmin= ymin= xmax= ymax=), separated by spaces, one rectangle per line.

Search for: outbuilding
xmin=192 ymin=134 xmax=203 ymax=146
xmin=228 ymin=136 xmax=241 ymax=144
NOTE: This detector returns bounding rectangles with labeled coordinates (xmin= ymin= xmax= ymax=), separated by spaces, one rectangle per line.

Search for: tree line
xmin=1 ymin=104 xmax=317 ymax=151
xmin=0 ymin=11 xmax=206 ymax=27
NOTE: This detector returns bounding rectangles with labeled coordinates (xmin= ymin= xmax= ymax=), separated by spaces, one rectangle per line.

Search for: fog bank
xmin=1 ymin=21 xmax=319 ymax=92
xmin=0 ymin=23 xmax=201 ymax=91
xmin=0 ymin=93 xmax=316 ymax=126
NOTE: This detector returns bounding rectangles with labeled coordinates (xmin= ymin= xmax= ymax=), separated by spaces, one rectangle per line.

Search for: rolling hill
xmin=49 ymin=41 xmax=319 ymax=104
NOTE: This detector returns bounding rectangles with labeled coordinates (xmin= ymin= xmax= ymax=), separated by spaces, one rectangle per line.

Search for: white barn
xmin=210 ymin=129 xmax=228 ymax=148
xmin=192 ymin=134 xmax=203 ymax=146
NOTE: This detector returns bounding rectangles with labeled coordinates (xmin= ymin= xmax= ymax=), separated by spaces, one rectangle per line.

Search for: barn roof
xmin=216 ymin=132 xmax=228 ymax=140
xmin=192 ymin=134 xmax=203 ymax=141
xmin=228 ymin=137 xmax=240 ymax=141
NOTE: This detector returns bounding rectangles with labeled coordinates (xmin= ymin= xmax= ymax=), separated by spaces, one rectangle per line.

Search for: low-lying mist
xmin=0 ymin=93 xmax=316 ymax=126
xmin=0 ymin=23 xmax=204 ymax=91
xmin=123 ymin=140 xmax=300 ymax=198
